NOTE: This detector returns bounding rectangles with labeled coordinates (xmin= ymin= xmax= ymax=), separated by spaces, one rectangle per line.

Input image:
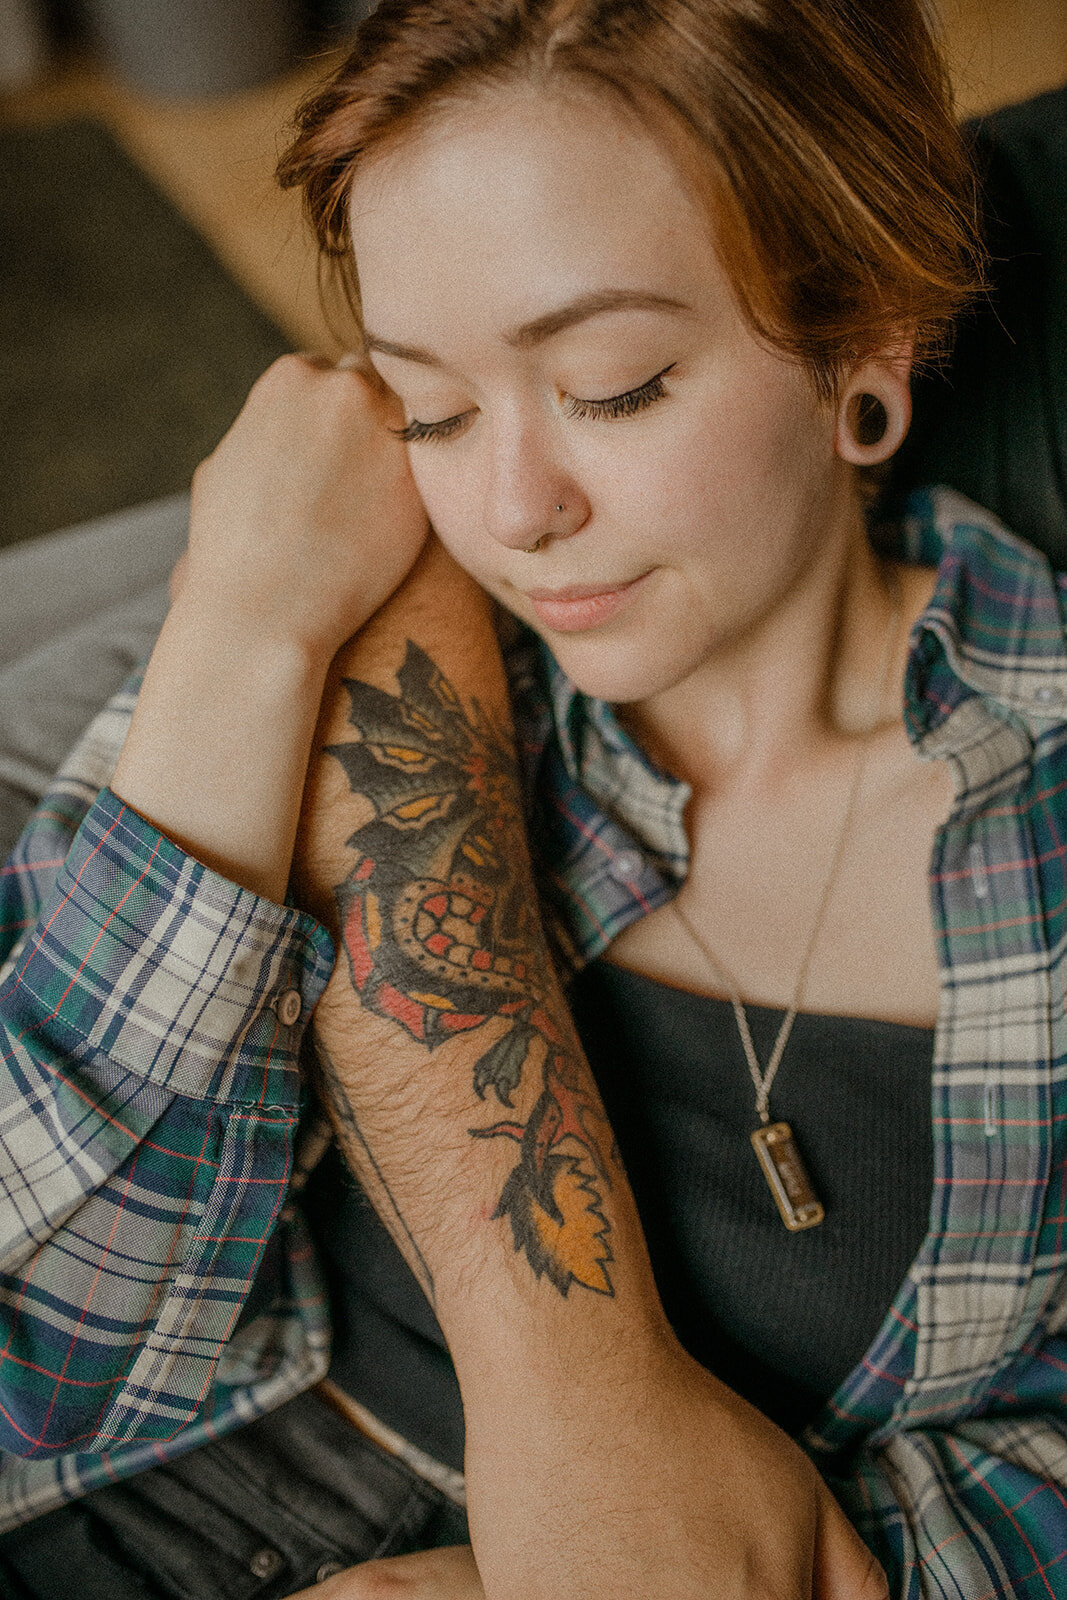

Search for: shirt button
xmin=249 ymin=1547 xmax=285 ymax=1581
xmin=277 ymin=989 xmax=302 ymax=1027
xmin=610 ymin=848 xmax=643 ymax=883
xmin=316 ymin=1561 xmax=345 ymax=1583
xmin=1033 ymin=683 xmax=1064 ymax=707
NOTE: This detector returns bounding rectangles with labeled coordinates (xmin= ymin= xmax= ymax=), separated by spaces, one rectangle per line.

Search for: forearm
xmin=111 ymin=594 xmax=330 ymax=902
xmin=293 ymin=536 xmax=671 ymax=1373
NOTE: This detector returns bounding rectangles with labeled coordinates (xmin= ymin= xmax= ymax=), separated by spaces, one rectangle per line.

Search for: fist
xmin=183 ymin=354 xmax=430 ymax=657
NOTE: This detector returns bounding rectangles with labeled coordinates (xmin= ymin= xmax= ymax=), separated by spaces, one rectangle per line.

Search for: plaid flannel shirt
xmin=2 ymin=486 xmax=1067 ymax=1597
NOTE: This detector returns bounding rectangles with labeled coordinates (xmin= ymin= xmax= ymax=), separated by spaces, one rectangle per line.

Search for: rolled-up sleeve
xmin=0 ymin=786 xmax=334 ymax=1459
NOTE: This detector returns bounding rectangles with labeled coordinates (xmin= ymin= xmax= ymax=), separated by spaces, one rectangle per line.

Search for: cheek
xmin=619 ymin=374 xmax=831 ymax=538
xmin=686 ymin=379 xmax=826 ymax=498
xmin=405 ymin=455 xmax=488 ymax=572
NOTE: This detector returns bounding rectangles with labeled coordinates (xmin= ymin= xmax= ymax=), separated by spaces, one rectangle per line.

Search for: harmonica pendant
xmin=750 ymin=1121 xmax=825 ymax=1231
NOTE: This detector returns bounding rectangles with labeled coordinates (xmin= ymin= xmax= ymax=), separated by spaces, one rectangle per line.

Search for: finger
xmin=336 ymin=349 xmax=399 ymax=407
xmin=812 ymin=1491 xmax=890 ymax=1600
xmin=336 ymin=348 xmax=380 ymax=388
xmin=288 ymin=1543 xmax=484 ymax=1599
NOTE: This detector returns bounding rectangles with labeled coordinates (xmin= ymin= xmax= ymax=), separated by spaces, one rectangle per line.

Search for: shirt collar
xmin=899 ymin=485 xmax=1067 ymax=744
xmin=543 ymin=641 xmax=691 ymax=877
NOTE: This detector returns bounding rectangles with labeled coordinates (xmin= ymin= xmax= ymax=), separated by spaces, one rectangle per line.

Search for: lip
xmin=524 ymin=571 xmax=653 ymax=633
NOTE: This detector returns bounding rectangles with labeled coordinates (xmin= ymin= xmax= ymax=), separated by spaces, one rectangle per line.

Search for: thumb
xmin=812 ymin=1486 xmax=890 ymax=1600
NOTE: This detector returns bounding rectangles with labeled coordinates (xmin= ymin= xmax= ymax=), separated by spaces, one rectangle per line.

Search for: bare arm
xmin=291 ymin=538 xmax=886 ymax=1600
xmin=293 ymin=536 xmax=641 ymax=1320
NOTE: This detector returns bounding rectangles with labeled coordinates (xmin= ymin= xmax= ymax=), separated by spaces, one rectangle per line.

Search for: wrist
xmin=112 ymin=599 xmax=333 ymax=902
xmin=449 ymin=1272 xmax=685 ymax=1431
xmin=167 ymin=582 xmax=340 ymax=674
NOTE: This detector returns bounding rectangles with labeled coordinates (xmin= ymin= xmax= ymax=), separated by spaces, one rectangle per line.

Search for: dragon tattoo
xmin=327 ymin=642 xmax=614 ymax=1299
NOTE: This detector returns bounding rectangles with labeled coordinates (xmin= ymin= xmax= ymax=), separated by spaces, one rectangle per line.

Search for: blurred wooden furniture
xmin=0 ymin=1 xmax=1063 ymax=359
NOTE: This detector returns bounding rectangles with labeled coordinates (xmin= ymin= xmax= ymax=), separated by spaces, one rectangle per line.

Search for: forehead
xmin=347 ymin=80 xmax=726 ymax=352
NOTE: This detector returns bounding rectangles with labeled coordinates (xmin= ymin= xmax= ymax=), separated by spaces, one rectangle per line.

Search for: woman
xmin=1 ymin=3 xmax=1064 ymax=1597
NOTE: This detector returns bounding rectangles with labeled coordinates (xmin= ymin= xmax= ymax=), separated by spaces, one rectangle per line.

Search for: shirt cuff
xmin=8 ymin=787 xmax=335 ymax=1108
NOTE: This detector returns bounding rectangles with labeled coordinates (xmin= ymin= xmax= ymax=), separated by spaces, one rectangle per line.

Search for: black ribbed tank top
xmin=301 ymin=959 xmax=935 ymax=1470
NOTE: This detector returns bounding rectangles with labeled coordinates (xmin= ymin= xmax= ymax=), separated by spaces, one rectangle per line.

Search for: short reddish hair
xmin=277 ymin=0 xmax=985 ymax=398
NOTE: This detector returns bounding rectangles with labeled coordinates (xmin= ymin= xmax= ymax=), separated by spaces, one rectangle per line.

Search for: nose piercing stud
xmin=522 ymin=505 xmax=564 ymax=554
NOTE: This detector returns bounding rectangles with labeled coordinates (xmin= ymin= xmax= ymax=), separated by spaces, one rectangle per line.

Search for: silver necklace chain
xmin=671 ymin=572 xmax=903 ymax=1124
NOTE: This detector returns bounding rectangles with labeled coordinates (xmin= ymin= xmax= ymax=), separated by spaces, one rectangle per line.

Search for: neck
xmin=622 ymin=490 xmax=905 ymax=797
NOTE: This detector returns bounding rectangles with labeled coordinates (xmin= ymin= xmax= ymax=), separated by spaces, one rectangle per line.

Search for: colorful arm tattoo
xmin=325 ymin=641 xmax=615 ymax=1299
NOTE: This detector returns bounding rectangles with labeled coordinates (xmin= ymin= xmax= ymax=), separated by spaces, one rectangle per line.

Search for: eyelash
xmin=390 ymin=364 xmax=676 ymax=445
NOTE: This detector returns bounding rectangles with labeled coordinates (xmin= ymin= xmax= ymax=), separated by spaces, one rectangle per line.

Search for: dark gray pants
xmin=0 ymin=1387 xmax=468 ymax=1600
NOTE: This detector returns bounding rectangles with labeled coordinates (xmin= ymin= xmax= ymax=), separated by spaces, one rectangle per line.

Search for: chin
xmin=540 ymin=629 xmax=696 ymax=706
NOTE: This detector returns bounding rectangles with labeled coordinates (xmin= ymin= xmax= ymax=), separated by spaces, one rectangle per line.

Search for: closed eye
xmin=389 ymin=364 xmax=676 ymax=445
xmin=391 ymin=410 xmax=471 ymax=445
xmin=563 ymin=364 xmax=676 ymax=422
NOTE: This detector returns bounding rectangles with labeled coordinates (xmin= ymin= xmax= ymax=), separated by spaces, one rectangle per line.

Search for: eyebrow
xmin=363 ymin=289 xmax=693 ymax=368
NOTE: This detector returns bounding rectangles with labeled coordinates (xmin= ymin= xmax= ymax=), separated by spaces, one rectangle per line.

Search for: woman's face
xmin=349 ymin=81 xmax=849 ymax=704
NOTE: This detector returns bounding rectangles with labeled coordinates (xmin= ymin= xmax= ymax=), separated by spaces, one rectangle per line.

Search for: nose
xmin=482 ymin=413 xmax=588 ymax=551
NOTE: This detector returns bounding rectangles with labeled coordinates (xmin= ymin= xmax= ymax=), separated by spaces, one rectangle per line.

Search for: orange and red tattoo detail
xmin=326 ymin=643 xmax=614 ymax=1298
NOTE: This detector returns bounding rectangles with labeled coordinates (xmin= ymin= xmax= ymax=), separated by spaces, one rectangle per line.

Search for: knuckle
xmin=257 ymin=352 xmax=318 ymax=395
xmin=274 ymin=351 xmax=315 ymax=377
xmin=254 ymin=354 xmax=291 ymax=390
xmin=190 ymin=455 xmax=215 ymax=492
xmin=861 ymin=1554 xmax=891 ymax=1600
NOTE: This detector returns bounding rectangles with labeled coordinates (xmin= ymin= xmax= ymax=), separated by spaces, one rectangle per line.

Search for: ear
xmin=834 ymin=342 xmax=913 ymax=467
